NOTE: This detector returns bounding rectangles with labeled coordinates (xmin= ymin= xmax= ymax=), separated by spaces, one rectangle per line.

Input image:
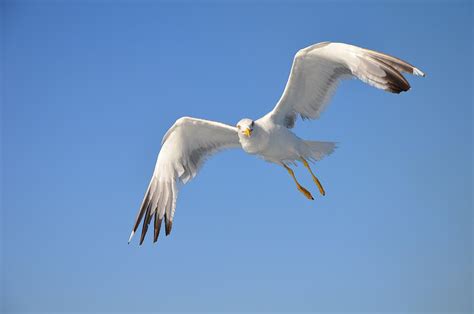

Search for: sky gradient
xmin=1 ymin=1 xmax=473 ymax=313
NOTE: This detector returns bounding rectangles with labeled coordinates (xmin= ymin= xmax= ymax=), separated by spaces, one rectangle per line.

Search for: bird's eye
xmin=237 ymin=125 xmax=241 ymax=129
xmin=251 ymin=121 xmax=255 ymax=127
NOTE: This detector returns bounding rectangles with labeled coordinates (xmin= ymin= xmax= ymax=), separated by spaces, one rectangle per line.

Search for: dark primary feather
xmin=164 ymin=214 xmax=173 ymax=236
xmin=153 ymin=214 xmax=162 ymax=243
xmin=129 ymin=173 xmax=178 ymax=245
xmin=364 ymin=55 xmax=411 ymax=93
xmin=362 ymin=47 xmax=425 ymax=77
xmin=139 ymin=204 xmax=152 ymax=245
xmin=129 ymin=182 xmax=152 ymax=244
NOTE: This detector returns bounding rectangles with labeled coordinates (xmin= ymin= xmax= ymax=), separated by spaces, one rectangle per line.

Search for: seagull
xmin=128 ymin=42 xmax=425 ymax=245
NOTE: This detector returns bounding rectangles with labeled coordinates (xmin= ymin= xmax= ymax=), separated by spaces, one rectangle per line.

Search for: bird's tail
xmin=303 ymin=141 xmax=337 ymax=162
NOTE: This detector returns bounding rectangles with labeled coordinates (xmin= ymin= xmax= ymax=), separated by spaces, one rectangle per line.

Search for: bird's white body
xmin=129 ymin=41 xmax=425 ymax=244
xmin=239 ymin=117 xmax=310 ymax=164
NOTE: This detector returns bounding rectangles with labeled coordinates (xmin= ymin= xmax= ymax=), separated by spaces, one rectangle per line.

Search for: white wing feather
xmin=129 ymin=117 xmax=240 ymax=244
xmin=268 ymin=42 xmax=425 ymax=128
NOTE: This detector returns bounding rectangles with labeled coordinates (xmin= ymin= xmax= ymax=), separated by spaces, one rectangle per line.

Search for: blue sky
xmin=1 ymin=1 xmax=472 ymax=313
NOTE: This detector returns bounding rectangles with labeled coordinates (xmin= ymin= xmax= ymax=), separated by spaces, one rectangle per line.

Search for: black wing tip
xmin=139 ymin=206 xmax=153 ymax=245
xmin=139 ymin=226 xmax=147 ymax=245
xmin=153 ymin=215 xmax=163 ymax=243
xmin=164 ymin=219 xmax=173 ymax=236
xmin=133 ymin=214 xmax=166 ymax=245
xmin=365 ymin=54 xmax=412 ymax=93
xmin=131 ymin=208 xmax=171 ymax=245
xmin=131 ymin=217 xmax=168 ymax=244
xmin=387 ymin=84 xmax=411 ymax=94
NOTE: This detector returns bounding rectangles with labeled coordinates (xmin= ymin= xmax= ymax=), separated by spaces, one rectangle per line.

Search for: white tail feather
xmin=304 ymin=141 xmax=337 ymax=162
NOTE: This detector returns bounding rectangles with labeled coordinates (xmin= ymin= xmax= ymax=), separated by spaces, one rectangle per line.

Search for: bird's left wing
xmin=267 ymin=42 xmax=425 ymax=128
xmin=129 ymin=117 xmax=240 ymax=245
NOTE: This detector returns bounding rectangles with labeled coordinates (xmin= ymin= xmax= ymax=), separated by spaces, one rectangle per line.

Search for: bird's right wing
xmin=267 ymin=42 xmax=425 ymax=128
xmin=129 ymin=117 xmax=240 ymax=245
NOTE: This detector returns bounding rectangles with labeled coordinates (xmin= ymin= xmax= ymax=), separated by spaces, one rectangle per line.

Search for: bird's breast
xmin=240 ymin=138 xmax=261 ymax=155
xmin=239 ymin=133 xmax=269 ymax=155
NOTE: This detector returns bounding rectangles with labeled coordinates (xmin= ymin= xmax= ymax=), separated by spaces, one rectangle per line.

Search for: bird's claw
xmin=312 ymin=177 xmax=326 ymax=196
xmin=298 ymin=185 xmax=314 ymax=200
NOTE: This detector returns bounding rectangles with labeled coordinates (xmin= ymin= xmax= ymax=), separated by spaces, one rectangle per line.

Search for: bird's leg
xmin=283 ymin=164 xmax=314 ymax=200
xmin=301 ymin=158 xmax=326 ymax=196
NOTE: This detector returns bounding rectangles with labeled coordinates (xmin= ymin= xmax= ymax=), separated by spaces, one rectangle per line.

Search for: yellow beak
xmin=243 ymin=128 xmax=252 ymax=137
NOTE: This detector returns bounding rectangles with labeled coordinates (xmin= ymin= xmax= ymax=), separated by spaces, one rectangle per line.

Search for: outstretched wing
xmin=268 ymin=42 xmax=425 ymax=128
xmin=129 ymin=117 xmax=240 ymax=245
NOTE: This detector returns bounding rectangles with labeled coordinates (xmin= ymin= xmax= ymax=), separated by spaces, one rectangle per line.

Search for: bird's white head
xmin=236 ymin=118 xmax=255 ymax=138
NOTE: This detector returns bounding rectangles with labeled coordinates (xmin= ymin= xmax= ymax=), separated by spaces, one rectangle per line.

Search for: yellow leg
xmin=301 ymin=158 xmax=326 ymax=196
xmin=283 ymin=164 xmax=314 ymax=200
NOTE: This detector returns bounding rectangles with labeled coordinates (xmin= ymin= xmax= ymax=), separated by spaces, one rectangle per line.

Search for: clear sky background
xmin=1 ymin=0 xmax=472 ymax=313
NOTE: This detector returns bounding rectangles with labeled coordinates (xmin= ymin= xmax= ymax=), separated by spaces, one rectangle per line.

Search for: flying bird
xmin=129 ymin=42 xmax=425 ymax=245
